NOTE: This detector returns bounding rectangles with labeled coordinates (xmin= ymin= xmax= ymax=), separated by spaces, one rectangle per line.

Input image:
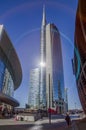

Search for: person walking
xmin=65 ymin=113 xmax=71 ymax=127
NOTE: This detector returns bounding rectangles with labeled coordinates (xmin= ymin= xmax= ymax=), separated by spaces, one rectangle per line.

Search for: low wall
xmin=15 ymin=114 xmax=40 ymax=122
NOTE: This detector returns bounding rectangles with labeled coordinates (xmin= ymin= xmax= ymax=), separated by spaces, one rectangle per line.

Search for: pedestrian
xmin=65 ymin=113 xmax=71 ymax=127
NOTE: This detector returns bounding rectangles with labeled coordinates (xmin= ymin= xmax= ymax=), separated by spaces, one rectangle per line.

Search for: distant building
xmin=74 ymin=0 xmax=86 ymax=114
xmin=0 ymin=25 xmax=22 ymax=108
xmin=28 ymin=68 xmax=40 ymax=109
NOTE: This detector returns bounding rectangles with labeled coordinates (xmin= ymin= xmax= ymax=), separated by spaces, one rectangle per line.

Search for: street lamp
xmin=75 ymin=102 xmax=76 ymax=113
xmin=49 ymin=73 xmax=51 ymax=124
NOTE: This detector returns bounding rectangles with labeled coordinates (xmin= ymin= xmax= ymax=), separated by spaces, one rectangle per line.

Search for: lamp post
xmin=75 ymin=102 xmax=76 ymax=113
xmin=49 ymin=73 xmax=51 ymax=124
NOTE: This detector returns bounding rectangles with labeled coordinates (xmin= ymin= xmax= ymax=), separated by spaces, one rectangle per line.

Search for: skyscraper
xmin=28 ymin=68 xmax=40 ymax=109
xmin=29 ymin=7 xmax=65 ymax=113
xmin=40 ymin=7 xmax=65 ymax=113
xmin=46 ymin=24 xmax=64 ymax=113
xmin=40 ymin=6 xmax=46 ymax=108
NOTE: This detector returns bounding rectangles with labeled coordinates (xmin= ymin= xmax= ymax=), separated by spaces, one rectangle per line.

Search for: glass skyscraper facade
xmin=40 ymin=7 xmax=65 ymax=113
xmin=29 ymin=7 xmax=65 ymax=113
xmin=2 ymin=68 xmax=14 ymax=97
xmin=51 ymin=24 xmax=64 ymax=101
xmin=46 ymin=24 xmax=64 ymax=113
xmin=0 ymin=25 xmax=22 ymax=107
xmin=0 ymin=60 xmax=5 ymax=91
xmin=28 ymin=68 xmax=40 ymax=108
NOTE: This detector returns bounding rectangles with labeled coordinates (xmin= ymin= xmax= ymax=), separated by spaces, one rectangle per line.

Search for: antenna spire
xmin=42 ymin=5 xmax=46 ymax=26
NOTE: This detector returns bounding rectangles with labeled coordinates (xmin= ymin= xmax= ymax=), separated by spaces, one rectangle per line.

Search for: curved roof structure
xmin=0 ymin=92 xmax=19 ymax=107
xmin=0 ymin=25 xmax=22 ymax=90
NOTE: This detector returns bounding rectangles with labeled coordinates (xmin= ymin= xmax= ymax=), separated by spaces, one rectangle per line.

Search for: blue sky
xmin=0 ymin=0 xmax=82 ymax=109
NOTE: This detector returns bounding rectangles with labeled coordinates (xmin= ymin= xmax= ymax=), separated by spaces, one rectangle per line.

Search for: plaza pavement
xmin=0 ymin=117 xmax=73 ymax=130
xmin=0 ymin=114 xmax=84 ymax=130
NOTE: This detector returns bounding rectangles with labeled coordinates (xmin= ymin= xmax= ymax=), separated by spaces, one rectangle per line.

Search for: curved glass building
xmin=0 ymin=25 xmax=22 ymax=107
xmin=74 ymin=0 xmax=86 ymax=113
xmin=46 ymin=24 xmax=64 ymax=113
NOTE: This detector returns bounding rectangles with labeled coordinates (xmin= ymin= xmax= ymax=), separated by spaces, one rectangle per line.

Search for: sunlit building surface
xmin=74 ymin=0 xmax=86 ymax=113
xmin=28 ymin=7 xmax=65 ymax=113
xmin=0 ymin=25 xmax=22 ymax=107
xmin=39 ymin=7 xmax=65 ymax=113
xmin=40 ymin=6 xmax=46 ymax=107
xmin=46 ymin=24 xmax=64 ymax=113
xmin=28 ymin=68 xmax=40 ymax=109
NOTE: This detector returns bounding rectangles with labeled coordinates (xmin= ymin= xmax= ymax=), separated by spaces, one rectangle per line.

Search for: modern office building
xmin=74 ymin=0 xmax=86 ymax=114
xmin=28 ymin=68 xmax=40 ymax=109
xmin=39 ymin=7 xmax=65 ymax=113
xmin=28 ymin=7 xmax=65 ymax=113
xmin=0 ymin=25 xmax=22 ymax=108
xmin=46 ymin=24 xmax=64 ymax=113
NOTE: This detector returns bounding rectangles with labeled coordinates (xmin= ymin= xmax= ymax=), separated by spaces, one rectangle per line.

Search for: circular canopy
xmin=0 ymin=92 xmax=19 ymax=107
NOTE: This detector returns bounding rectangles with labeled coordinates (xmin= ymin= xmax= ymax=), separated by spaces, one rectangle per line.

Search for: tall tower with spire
xmin=39 ymin=6 xmax=65 ymax=113
xmin=40 ymin=5 xmax=47 ymax=108
xmin=28 ymin=6 xmax=65 ymax=112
